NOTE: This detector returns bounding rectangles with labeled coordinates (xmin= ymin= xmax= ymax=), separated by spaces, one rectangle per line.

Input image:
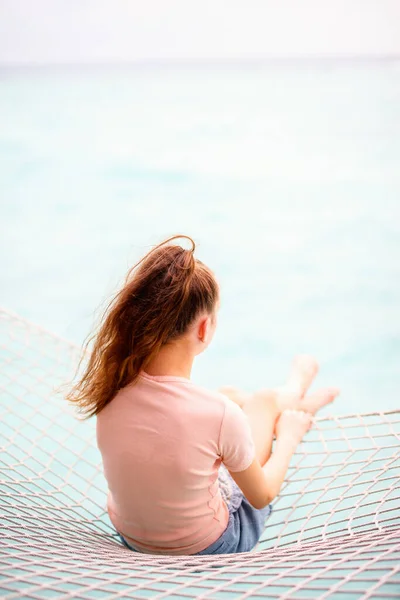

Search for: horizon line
xmin=1 ymin=54 xmax=400 ymax=70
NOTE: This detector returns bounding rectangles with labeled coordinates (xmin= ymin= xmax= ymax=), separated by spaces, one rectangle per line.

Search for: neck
xmin=144 ymin=341 xmax=194 ymax=379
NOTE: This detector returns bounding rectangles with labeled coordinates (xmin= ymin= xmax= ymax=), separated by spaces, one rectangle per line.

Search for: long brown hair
xmin=63 ymin=234 xmax=219 ymax=419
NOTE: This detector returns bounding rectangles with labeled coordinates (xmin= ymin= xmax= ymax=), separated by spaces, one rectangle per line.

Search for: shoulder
xmin=187 ymin=384 xmax=248 ymax=419
xmin=190 ymin=383 xmax=232 ymax=410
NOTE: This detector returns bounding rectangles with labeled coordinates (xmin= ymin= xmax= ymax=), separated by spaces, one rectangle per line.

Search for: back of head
xmin=64 ymin=234 xmax=219 ymax=418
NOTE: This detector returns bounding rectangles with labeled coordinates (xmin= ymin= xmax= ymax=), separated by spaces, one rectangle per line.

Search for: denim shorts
xmin=118 ymin=464 xmax=273 ymax=556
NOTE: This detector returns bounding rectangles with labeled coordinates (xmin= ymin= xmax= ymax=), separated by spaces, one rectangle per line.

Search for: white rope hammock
xmin=1 ymin=307 xmax=399 ymax=599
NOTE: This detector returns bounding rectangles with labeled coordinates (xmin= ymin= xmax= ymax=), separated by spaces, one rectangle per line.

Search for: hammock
xmin=0 ymin=307 xmax=399 ymax=600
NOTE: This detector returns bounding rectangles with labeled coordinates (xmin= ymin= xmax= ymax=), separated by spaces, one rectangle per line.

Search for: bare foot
xmin=274 ymin=354 xmax=319 ymax=412
xmin=285 ymin=354 xmax=319 ymax=396
xmin=301 ymin=387 xmax=340 ymax=415
xmin=272 ymin=387 xmax=340 ymax=437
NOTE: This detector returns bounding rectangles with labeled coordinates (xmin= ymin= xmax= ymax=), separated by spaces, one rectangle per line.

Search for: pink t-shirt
xmin=96 ymin=370 xmax=256 ymax=555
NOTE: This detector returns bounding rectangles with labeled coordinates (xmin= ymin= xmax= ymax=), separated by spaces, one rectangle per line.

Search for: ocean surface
xmin=1 ymin=61 xmax=399 ymax=414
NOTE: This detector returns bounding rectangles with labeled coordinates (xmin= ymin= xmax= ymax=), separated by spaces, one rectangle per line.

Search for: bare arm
xmin=228 ymin=436 xmax=297 ymax=509
xmin=227 ymin=410 xmax=312 ymax=509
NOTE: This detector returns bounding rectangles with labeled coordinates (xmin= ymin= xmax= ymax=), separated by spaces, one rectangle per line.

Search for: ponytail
xmin=62 ymin=235 xmax=219 ymax=418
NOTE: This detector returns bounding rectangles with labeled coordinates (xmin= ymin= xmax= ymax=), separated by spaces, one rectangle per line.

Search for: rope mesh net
xmin=0 ymin=307 xmax=399 ymax=599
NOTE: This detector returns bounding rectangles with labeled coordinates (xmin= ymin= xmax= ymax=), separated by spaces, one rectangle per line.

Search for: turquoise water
xmin=1 ymin=62 xmax=399 ymax=413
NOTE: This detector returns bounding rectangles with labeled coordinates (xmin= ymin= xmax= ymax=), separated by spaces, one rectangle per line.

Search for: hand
xmin=275 ymin=408 xmax=313 ymax=447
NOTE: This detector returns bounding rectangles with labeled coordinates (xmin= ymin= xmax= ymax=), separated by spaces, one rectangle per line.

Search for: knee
xmin=218 ymin=385 xmax=239 ymax=398
xmin=218 ymin=386 xmax=247 ymax=409
xmin=252 ymin=388 xmax=277 ymax=404
xmin=246 ymin=389 xmax=279 ymax=415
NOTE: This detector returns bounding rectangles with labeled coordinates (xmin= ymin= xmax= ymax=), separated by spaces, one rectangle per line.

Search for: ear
xmin=198 ymin=315 xmax=210 ymax=343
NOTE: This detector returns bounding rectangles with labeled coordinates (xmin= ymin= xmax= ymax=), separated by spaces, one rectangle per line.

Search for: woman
xmin=66 ymin=234 xmax=339 ymax=555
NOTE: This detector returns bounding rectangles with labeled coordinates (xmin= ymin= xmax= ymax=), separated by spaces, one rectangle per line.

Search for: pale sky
xmin=0 ymin=0 xmax=399 ymax=65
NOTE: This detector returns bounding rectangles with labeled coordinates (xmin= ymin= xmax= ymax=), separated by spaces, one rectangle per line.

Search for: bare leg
xmin=219 ymin=383 xmax=338 ymax=467
xmin=218 ymin=355 xmax=318 ymax=412
xmin=273 ymin=354 xmax=319 ymax=410
xmin=273 ymin=355 xmax=339 ymax=414
xmin=242 ymin=390 xmax=279 ymax=467
xmin=217 ymin=385 xmax=249 ymax=409
xmin=218 ymin=386 xmax=279 ymax=466
xmin=217 ymin=355 xmax=339 ymax=467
